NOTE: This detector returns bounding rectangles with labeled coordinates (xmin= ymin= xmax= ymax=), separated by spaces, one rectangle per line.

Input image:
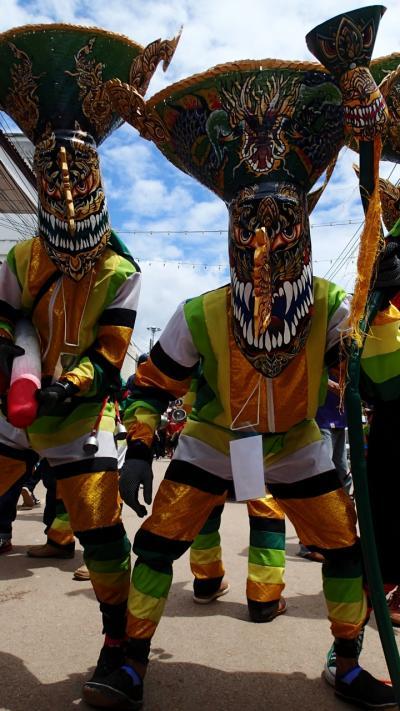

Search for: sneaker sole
xmin=82 ymin=683 xmax=142 ymax=710
xmin=248 ymin=598 xmax=288 ymax=623
xmin=193 ymin=583 xmax=231 ymax=604
xmin=323 ymin=663 xmax=336 ymax=688
xmin=334 ymin=689 xmax=398 ymax=709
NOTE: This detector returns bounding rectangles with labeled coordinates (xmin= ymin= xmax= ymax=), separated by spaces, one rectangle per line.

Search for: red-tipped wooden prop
xmin=8 ymin=318 xmax=41 ymax=428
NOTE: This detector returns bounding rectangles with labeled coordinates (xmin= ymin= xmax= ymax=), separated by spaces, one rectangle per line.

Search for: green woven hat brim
xmin=146 ymin=58 xmax=345 ymax=202
xmin=0 ymin=23 xmax=144 ymax=144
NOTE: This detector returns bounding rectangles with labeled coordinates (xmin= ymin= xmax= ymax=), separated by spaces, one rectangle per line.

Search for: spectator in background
xmin=316 ymin=373 xmax=352 ymax=494
xmin=0 ymin=453 xmax=40 ymax=554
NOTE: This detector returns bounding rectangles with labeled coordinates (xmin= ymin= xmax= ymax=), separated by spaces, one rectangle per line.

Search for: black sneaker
xmin=335 ymin=668 xmax=397 ymax=709
xmin=90 ymin=645 xmax=126 ymax=682
xmin=247 ymin=597 xmax=287 ymax=623
xmin=83 ymin=666 xmax=143 ymax=710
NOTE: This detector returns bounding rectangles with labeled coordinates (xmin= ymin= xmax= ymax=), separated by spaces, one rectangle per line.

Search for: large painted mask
xmin=229 ymin=183 xmax=312 ymax=376
xmin=107 ymin=6 xmax=398 ymax=374
xmin=0 ymin=23 xmax=179 ymax=277
xmin=34 ymin=130 xmax=110 ymax=280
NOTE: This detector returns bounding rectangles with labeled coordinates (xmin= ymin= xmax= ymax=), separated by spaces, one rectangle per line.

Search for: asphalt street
xmin=0 ymin=460 xmax=397 ymax=711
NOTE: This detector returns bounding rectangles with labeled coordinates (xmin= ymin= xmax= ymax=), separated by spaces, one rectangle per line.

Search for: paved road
xmin=0 ymin=460 xmax=396 ymax=710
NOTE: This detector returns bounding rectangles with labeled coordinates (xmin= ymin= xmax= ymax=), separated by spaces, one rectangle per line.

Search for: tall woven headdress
xmin=0 ymin=24 xmax=179 ymax=280
xmin=106 ymin=7 xmax=397 ymax=374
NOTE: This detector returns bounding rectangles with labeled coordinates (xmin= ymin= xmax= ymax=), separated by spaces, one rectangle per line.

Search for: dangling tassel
xmin=348 ymin=135 xmax=384 ymax=347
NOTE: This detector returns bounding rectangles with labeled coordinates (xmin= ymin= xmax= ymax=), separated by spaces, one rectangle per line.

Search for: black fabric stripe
xmin=31 ymin=271 xmax=61 ymax=314
xmin=321 ymin=541 xmax=362 ymax=564
xmin=249 ymin=515 xmax=285 ymax=533
xmin=208 ymin=504 xmax=225 ymax=520
xmin=50 ymin=457 xmax=118 ymax=479
xmin=99 ymin=600 xmax=128 ymax=638
xmin=77 ymin=522 xmax=126 ymax=545
xmin=125 ymin=638 xmax=150 ymax=666
xmin=133 ymin=556 xmax=171 ymax=575
xmin=151 ymin=341 xmax=197 ymax=381
xmin=0 ymin=299 xmax=20 ymax=322
xmin=128 ymin=386 xmax=172 ymax=412
xmin=134 ymin=528 xmax=191 ymax=559
xmin=267 ymin=469 xmax=341 ymax=499
xmin=0 ymin=442 xmax=32 ymax=463
xmin=165 ymin=459 xmax=229 ymax=495
xmin=98 ymin=308 xmax=137 ymax=328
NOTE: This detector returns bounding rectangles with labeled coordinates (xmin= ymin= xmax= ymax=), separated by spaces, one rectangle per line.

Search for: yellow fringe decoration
xmin=348 ymin=136 xmax=383 ymax=347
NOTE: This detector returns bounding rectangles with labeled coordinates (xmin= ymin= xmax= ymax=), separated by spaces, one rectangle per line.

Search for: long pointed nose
xmin=58 ymin=146 xmax=76 ymax=236
xmin=253 ymin=228 xmax=271 ymax=338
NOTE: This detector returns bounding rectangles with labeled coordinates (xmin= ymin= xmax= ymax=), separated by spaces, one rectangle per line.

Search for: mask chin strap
xmin=58 ymin=146 xmax=76 ymax=236
xmin=253 ymin=227 xmax=271 ymax=339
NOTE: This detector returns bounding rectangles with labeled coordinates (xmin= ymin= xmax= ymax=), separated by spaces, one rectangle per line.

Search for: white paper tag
xmin=229 ymin=435 xmax=266 ymax=501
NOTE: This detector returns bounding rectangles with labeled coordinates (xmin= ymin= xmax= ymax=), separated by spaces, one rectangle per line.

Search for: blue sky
xmin=1 ymin=0 xmax=400 ymax=352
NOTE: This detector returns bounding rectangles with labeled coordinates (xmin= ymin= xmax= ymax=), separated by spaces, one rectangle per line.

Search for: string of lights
xmin=115 ymin=220 xmax=363 ymax=236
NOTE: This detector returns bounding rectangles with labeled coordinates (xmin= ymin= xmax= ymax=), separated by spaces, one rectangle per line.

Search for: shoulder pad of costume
xmin=184 ymin=282 xmax=229 ymax=305
xmin=108 ymin=231 xmax=140 ymax=271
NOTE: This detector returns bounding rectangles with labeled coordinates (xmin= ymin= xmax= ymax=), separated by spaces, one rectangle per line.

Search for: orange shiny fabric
xmin=62 ymin=271 xmax=94 ymax=347
xmin=247 ymin=496 xmax=285 ymax=519
xmin=126 ymin=616 xmax=157 ymax=640
xmin=141 ymin=479 xmax=226 ymax=541
xmin=191 ymin=560 xmax=225 ymax=580
xmin=96 ymin=325 xmax=133 ymax=370
xmin=246 ymin=580 xmax=284 ymax=603
xmin=0 ymin=457 xmax=27 ymax=495
xmin=272 ymin=353 xmax=308 ymax=432
xmin=90 ymin=573 xmax=131 ymax=606
xmin=276 ymin=488 xmax=357 ymax=550
xmin=136 ymin=356 xmax=192 ymax=400
xmin=58 ymin=470 xmax=121 ymax=532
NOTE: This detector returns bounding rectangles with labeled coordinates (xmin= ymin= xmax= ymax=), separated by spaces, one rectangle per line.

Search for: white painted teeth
xmin=284 ymin=320 xmax=290 ymax=344
xmin=244 ymin=282 xmax=252 ymax=309
xmin=283 ymin=281 xmax=292 ymax=315
xmin=231 ymin=262 xmax=314 ymax=351
xmin=247 ymin=323 xmax=253 ymax=346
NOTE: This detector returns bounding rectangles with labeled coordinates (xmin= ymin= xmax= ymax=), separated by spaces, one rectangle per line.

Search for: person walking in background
xmin=0 ymin=453 xmax=40 ymax=554
xmin=191 ymin=494 xmax=287 ymax=622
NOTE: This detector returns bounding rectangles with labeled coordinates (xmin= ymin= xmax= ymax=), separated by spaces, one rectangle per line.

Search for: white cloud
xmin=133 ymin=260 xmax=228 ymax=351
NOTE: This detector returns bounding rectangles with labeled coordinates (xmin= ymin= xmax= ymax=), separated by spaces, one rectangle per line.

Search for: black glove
xmin=0 ymin=336 xmax=25 ymax=378
xmin=119 ymin=446 xmax=153 ymax=517
xmin=36 ymin=380 xmax=79 ymax=416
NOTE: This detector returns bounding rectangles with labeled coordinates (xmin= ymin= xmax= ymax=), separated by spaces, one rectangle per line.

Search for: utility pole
xmin=147 ymin=326 xmax=161 ymax=352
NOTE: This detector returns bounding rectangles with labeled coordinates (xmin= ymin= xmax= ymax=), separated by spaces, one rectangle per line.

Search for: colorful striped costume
xmin=190 ymin=495 xmax=286 ymax=608
xmin=184 ymin=369 xmax=287 ymax=608
xmin=360 ymin=291 xmax=400 ymax=584
xmin=0 ymin=235 xmax=140 ymax=638
xmin=123 ymin=277 xmax=367 ymax=665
